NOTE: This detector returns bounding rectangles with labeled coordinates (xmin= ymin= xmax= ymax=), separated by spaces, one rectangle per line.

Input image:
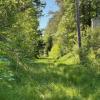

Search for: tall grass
xmin=0 ymin=57 xmax=100 ymax=100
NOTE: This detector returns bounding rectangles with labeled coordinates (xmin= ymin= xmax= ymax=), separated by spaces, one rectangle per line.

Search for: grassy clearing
xmin=0 ymin=58 xmax=100 ymax=100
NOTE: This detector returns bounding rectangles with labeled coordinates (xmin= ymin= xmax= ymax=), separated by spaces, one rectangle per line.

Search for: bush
xmin=49 ymin=43 xmax=61 ymax=59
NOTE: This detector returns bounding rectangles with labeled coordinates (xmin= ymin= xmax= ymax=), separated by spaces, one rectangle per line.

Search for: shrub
xmin=49 ymin=41 xmax=63 ymax=59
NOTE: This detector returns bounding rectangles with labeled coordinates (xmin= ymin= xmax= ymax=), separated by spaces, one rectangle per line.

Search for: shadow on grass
xmin=29 ymin=62 xmax=100 ymax=99
xmin=1 ymin=60 xmax=100 ymax=100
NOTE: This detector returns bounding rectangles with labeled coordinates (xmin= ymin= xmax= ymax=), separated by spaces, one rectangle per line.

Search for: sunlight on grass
xmin=40 ymin=83 xmax=83 ymax=100
xmin=57 ymin=53 xmax=80 ymax=65
xmin=0 ymin=58 xmax=100 ymax=100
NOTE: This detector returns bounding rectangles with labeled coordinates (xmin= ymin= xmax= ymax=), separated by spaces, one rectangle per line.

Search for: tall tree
xmin=75 ymin=0 xmax=81 ymax=48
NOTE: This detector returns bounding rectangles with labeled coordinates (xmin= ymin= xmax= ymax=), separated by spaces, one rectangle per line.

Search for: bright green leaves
xmin=0 ymin=0 xmax=43 ymax=69
xmin=0 ymin=0 xmax=17 ymax=29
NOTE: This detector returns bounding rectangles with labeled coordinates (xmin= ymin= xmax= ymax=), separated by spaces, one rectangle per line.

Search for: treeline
xmin=0 ymin=0 xmax=100 ymax=67
xmin=43 ymin=0 xmax=100 ymax=63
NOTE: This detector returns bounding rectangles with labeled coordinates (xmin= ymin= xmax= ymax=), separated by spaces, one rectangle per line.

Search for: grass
xmin=0 ymin=57 xmax=100 ymax=100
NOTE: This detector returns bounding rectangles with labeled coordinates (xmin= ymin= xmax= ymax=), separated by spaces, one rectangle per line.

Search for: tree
xmin=44 ymin=0 xmax=100 ymax=61
xmin=75 ymin=0 xmax=81 ymax=48
xmin=0 ymin=0 xmax=43 ymax=69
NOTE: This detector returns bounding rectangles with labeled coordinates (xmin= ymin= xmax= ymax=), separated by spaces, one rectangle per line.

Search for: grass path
xmin=0 ymin=58 xmax=100 ymax=100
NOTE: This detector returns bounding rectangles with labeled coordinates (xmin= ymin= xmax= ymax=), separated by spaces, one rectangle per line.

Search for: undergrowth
xmin=0 ymin=57 xmax=100 ymax=100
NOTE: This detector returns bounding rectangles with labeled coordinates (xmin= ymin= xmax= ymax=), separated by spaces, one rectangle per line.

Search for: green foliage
xmin=44 ymin=11 xmax=63 ymax=36
xmin=49 ymin=42 xmax=62 ymax=59
xmin=44 ymin=0 xmax=77 ymax=58
xmin=43 ymin=35 xmax=53 ymax=56
xmin=0 ymin=58 xmax=100 ymax=100
xmin=0 ymin=0 xmax=100 ymax=100
xmin=81 ymin=28 xmax=100 ymax=61
xmin=57 ymin=52 xmax=80 ymax=65
xmin=44 ymin=0 xmax=100 ymax=61
xmin=0 ymin=0 xmax=43 ymax=70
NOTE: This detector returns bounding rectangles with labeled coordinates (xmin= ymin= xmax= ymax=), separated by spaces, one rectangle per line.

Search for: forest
xmin=0 ymin=0 xmax=100 ymax=100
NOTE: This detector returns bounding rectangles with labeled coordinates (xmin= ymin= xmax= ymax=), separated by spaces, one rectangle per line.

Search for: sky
xmin=39 ymin=0 xmax=59 ymax=29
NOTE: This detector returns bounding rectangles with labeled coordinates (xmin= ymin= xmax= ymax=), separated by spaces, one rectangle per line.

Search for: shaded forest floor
xmin=0 ymin=57 xmax=100 ymax=100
